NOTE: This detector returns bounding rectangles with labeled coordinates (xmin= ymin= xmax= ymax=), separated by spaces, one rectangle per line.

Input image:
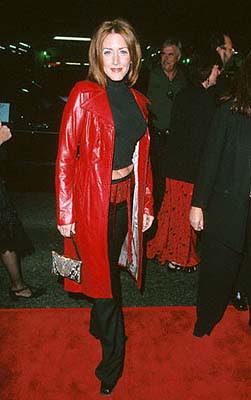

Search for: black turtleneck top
xmin=106 ymin=78 xmax=146 ymax=170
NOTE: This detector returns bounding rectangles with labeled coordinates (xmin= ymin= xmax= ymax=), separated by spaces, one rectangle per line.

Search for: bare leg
xmin=1 ymin=250 xmax=32 ymax=297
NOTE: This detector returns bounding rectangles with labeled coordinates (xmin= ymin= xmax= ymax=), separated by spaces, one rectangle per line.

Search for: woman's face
xmin=102 ymin=33 xmax=131 ymax=81
xmin=207 ymin=64 xmax=221 ymax=87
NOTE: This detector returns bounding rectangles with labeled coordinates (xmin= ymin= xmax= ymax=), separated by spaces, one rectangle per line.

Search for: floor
xmin=0 ymin=192 xmax=198 ymax=308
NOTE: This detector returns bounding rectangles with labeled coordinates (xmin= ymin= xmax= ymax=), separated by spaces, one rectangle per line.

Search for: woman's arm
xmin=55 ymin=83 xmax=85 ymax=228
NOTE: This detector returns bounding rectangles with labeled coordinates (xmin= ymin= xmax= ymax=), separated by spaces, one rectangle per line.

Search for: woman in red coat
xmin=56 ymin=19 xmax=153 ymax=395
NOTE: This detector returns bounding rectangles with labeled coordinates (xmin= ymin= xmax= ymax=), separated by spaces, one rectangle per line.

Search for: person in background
xmin=55 ymin=19 xmax=154 ymax=396
xmin=210 ymin=32 xmax=235 ymax=67
xmin=209 ymin=32 xmax=243 ymax=101
xmin=209 ymin=31 xmax=247 ymax=311
xmin=147 ymin=53 xmax=220 ymax=272
xmin=190 ymin=52 xmax=251 ymax=336
xmin=0 ymin=122 xmax=45 ymax=299
xmin=0 ymin=122 xmax=11 ymax=145
xmin=147 ymin=37 xmax=187 ymax=213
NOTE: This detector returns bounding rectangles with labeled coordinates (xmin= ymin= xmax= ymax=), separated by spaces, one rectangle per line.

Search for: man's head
xmin=160 ymin=38 xmax=182 ymax=78
xmin=210 ymin=32 xmax=234 ymax=66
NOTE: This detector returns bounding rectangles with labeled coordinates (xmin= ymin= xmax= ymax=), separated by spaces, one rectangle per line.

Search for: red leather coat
xmin=56 ymin=80 xmax=153 ymax=298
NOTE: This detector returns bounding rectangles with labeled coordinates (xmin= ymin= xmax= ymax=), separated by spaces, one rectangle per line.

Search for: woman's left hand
xmin=57 ymin=223 xmax=76 ymax=237
xmin=189 ymin=206 xmax=204 ymax=231
xmin=142 ymin=214 xmax=154 ymax=232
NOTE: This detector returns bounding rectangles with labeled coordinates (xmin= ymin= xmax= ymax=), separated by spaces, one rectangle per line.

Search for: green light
xmin=182 ymin=58 xmax=191 ymax=64
xmin=43 ymin=51 xmax=47 ymax=56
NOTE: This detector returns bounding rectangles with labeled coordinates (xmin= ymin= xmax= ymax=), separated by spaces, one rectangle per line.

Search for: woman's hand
xmin=0 ymin=122 xmax=12 ymax=146
xmin=57 ymin=223 xmax=76 ymax=237
xmin=142 ymin=214 xmax=154 ymax=232
xmin=189 ymin=207 xmax=204 ymax=231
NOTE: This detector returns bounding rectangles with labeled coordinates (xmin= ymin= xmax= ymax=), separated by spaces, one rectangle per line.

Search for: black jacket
xmin=192 ymin=99 xmax=251 ymax=252
xmin=162 ymin=84 xmax=216 ymax=183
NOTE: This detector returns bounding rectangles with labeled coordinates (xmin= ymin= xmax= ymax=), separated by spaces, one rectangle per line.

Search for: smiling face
xmin=102 ymin=32 xmax=131 ymax=81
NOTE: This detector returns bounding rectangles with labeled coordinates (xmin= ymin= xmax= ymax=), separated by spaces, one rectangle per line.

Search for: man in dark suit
xmin=147 ymin=37 xmax=187 ymax=213
xmin=207 ymin=32 xmax=248 ymax=311
xmin=189 ymin=89 xmax=251 ymax=336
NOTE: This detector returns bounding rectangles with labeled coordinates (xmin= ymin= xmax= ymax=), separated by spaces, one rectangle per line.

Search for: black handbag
xmin=51 ymin=233 xmax=82 ymax=284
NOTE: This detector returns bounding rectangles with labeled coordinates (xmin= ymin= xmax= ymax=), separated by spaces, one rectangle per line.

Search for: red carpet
xmin=0 ymin=306 xmax=250 ymax=400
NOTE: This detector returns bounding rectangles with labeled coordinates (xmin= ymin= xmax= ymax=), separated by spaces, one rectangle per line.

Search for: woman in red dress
xmin=147 ymin=54 xmax=220 ymax=272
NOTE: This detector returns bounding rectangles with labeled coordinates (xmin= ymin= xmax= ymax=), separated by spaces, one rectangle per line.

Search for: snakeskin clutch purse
xmin=51 ymin=234 xmax=82 ymax=283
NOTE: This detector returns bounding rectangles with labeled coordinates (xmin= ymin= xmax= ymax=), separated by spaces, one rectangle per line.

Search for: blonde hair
xmin=88 ymin=18 xmax=142 ymax=87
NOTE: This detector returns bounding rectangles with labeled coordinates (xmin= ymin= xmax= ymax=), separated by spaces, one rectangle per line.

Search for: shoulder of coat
xmin=72 ymin=80 xmax=104 ymax=95
xmin=72 ymin=80 xmax=106 ymax=106
xmin=71 ymin=80 xmax=113 ymax=124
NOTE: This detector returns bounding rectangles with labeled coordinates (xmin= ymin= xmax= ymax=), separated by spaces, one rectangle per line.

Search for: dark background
xmin=1 ymin=0 xmax=251 ymax=50
xmin=1 ymin=0 xmax=251 ymax=191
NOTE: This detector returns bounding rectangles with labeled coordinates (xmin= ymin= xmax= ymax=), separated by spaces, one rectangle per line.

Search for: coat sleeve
xmin=55 ymin=83 xmax=85 ymax=225
xmin=192 ymin=104 xmax=229 ymax=209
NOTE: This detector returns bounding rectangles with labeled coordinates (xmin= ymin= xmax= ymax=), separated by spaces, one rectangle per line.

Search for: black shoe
xmin=193 ymin=320 xmax=213 ymax=337
xmin=167 ymin=262 xmax=182 ymax=272
xmin=9 ymin=286 xmax=46 ymax=301
xmin=100 ymin=381 xmax=117 ymax=396
xmin=193 ymin=326 xmax=212 ymax=337
xmin=230 ymin=291 xmax=248 ymax=311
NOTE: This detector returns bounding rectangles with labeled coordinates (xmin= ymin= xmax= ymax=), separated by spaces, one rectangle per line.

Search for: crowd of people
xmin=1 ymin=18 xmax=251 ymax=396
xmin=146 ymin=32 xmax=249 ymax=307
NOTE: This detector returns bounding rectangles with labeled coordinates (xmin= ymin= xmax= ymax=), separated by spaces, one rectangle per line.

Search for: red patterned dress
xmin=147 ymin=178 xmax=199 ymax=268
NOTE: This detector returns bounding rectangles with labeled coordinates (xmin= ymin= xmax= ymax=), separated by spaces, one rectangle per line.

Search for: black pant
xmin=233 ymin=254 xmax=249 ymax=294
xmin=149 ymin=133 xmax=167 ymax=213
xmin=194 ymin=206 xmax=251 ymax=336
xmin=90 ymin=201 xmax=128 ymax=384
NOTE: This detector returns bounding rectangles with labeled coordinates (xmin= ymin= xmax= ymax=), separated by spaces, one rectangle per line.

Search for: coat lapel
xmin=80 ymin=84 xmax=114 ymax=125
